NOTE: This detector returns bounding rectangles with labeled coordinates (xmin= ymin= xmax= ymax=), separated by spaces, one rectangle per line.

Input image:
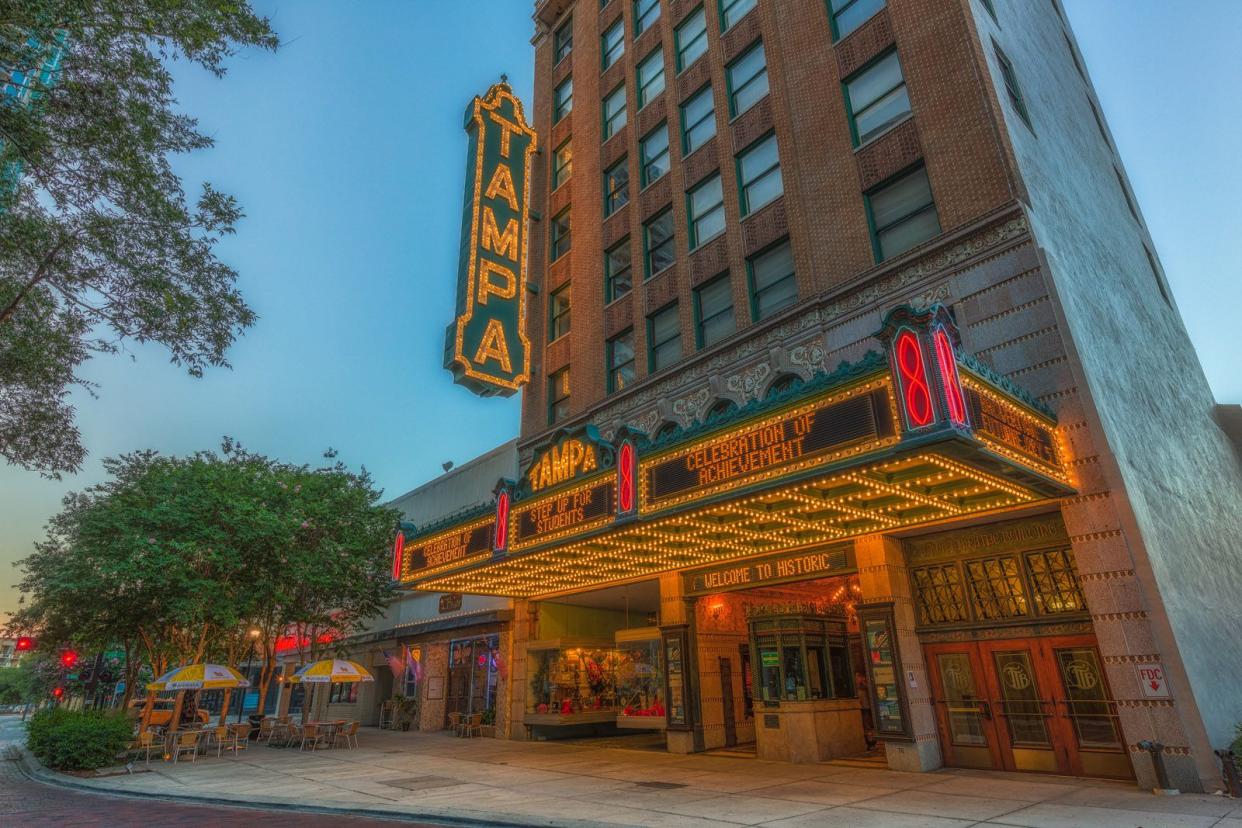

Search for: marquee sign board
xmin=401 ymin=519 xmax=494 ymax=579
xmin=445 ymin=82 xmax=536 ymax=396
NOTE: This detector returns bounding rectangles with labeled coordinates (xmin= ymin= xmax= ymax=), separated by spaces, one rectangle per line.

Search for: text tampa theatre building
xmin=404 ymin=0 xmax=1242 ymax=793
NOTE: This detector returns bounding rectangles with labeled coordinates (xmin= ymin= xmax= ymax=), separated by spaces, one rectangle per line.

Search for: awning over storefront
xmin=395 ymin=305 xmax=1073 ymax=598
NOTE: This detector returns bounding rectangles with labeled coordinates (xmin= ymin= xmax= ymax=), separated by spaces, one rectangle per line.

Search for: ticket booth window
xmin=750 ymin=615 xmax=854 ymax=704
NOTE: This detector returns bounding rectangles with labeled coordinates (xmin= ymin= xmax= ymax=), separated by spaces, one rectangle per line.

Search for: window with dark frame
xmin=603 ymin=84 xmax=627 ymax=139
xmin=602 ymin=18 xmax=625 ymax=70
xmin=554 ymin=76 xmax=573 ymax=122
xmin=688 ymin=174 xmax=725 ymax=248
xmin=748 ymin=240 xmax=797 ymax=320
xmin=634 ymin=0 xmax=660 ymax=35
xmin=695 ymin=273 xmax=735 ymax=348
xmin=964 ymin=556 xmax=1029 ymax=620
xmin=993 ymin=41 xmax=1033 ymax=130
xmin=552 ymin=140 xmax=572 ymax=190
xmin=604 ymin=157 xmax=630 ymax=215
xmin=979 ymin=0 xmax=998 ymax=23
xmin=554 ymin=16 xmax=573 ymax=64
xmin=911 ymin=564 xmax=971 ymax=625
xmin=720 ymin=0 xmax=757 ymax=31
xmin=1144 ymin=245 xmax=1171 ymax=307
xmin=607 ymin=328 xmax=636 ymax=391
xmin=737 ymin=133 xmax=783 ymax=215
xmin=644 ymin=209 xmax=675 ymax=276
xmin=548 ymin=284 xmax=571 ymax=341
xmin=1087 ymin=95 xmax=1111 ymax=149
xmin=827 ymin=0 xmax=886 ymax=41
xmin=844 ymin=50 xmax=911 ymax=146
xmin=637 ymin=49 xmax=666 ymax=108
xmin=648 ymin=302 xmax=682 ymax=371
xmin=548 ymin=366 xmax=571 ymax=425
xmin=640 ymin=124 xmax=670 ymax=186
xmin=550 ymin=209 xmax=572 ymax=261
xmin=606 ymin=237 xmax=633 ymax=301
xmin=1025 ymin=548 xmax=1086 ymax=615
xmin=1114 ymin=165 xmax=1140 ymax=223
xmin=680 ymin=85 xmax=716 ymax=154
xmin=676 ymin=7 xmax=708 ymax=71
xmin=866 ymin=165 xmax=940 ymax=261
xmin=727 ymin=41 xmax=769 ymax=116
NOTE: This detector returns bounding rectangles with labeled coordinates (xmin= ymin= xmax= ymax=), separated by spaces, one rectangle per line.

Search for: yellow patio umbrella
xmin=141 ymin=664 xmax=250 ymax=734
xmin=287 ymin=659 xmax=373 ymax=723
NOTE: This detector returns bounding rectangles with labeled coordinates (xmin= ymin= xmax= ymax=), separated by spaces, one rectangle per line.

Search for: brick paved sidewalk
xmin=14 ymin=726 xmax=1242 ymax=828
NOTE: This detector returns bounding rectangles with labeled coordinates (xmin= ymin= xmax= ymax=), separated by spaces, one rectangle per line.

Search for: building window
xmin=1024 ymin=548 xmax=1086 ymax=615
xmin=548 ymin=367 xmax=571 ymax=425
xmin=550 ymin=209 xmax=572 ymax=261
xmin=844 ymin=49 xmax=910 ymax=146
xmin=911 ymin=564 xmax=971 ymax=625
xmin=1087 ymin=96 xmax=1111 ymax=149
xmin=635 ymin=0 xmax=660 ymax=35
xmin=604 ymin=157 xmax=630 ymax=215
xmin=648 ymin=302 xmax=682 ymax=371
xmin=680 ymin=84 xmax=716 ymax=154
xmin=688 ymin=174 xmax=725 ymax=248
xmin=644 ymin=209 xmax=676 ymax=277
xmin=748 ymin=239 xmax=797 ymax=320
xmin=602 ymin=84 xmax=627 ymax=140
xmin=640 ymin=124 xmax=670 ymax=186
xmin=993 ymin=42 xmax=1033 ymax=130
xmin=1144 ymin=245 xmax=1171 ymax=307
xmin=602 ymin=18 xmax=625 ymax=70
xmin=766 ymin=373 xmax=800 ymax=398
xmin=676 ymin=7 xmax=708 ymax=72
xmin=827 ymin=0 xmax=885 ymax=41
xmin=554 ymin=76 xmax=573 ymax=122
xmin=328 ymin=682 xmax=359 ymax=704
xmin=607 ymin=328 xmax=636 ymax=391
xmin=554 ymin=16 xmax=573 ymax=63
xmin=737 ymin=133 xmax=782 ymax=215
xmin=727 ymin=41 xmax=769 ymax=117
xmin=1063 ymin=32 xmax=1086 ymax=82
xmin=720 ymin=0 xmax=757 ymax=31
xmin=637 ymin=49 xmax=666 ymax=108
xmin=866 ymin=166 xmax=940 ymax=261
xmin=606 ymin=237 xmax=633 ymax=301
xmin=1114 ymin=165 xmax=1140 ymax=223
xmin=548 ymin=284 xmax=571 ymax=341
xmin=706 ymin=399 xmax=738 ymax=421
xmin=964 ymin=556 xmax=1029 ymax=620
xmin=979 ymin=0 xmax=998 ymax=23
xmin=552 ymin=140 xmax=572 ymax=190
xmin=655 ymin=421 xmax=678 ymax=440
xmin=695 ymin=273 xmax=735 ymax=347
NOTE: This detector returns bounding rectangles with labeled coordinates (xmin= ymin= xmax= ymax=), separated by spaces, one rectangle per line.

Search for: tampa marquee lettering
xmin=685 ymin=413 xmax=814 ymax=487
xmin=528 ymin=438 xmax=599 ymax=492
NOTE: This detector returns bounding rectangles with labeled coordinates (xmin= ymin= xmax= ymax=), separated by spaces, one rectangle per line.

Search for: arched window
xmin=765 ymin=373 xmax=801 ymax=399
xmin=705 ymin=399 xmax=738 ymax=422
xmin=654 ymin=421 xmax=679 ymax=440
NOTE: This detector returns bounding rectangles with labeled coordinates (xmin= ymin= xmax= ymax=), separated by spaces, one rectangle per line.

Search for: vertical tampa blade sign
xmin=444 ymin=81 xmax=536 ymax=396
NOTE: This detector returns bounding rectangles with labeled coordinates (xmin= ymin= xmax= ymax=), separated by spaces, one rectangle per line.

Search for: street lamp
xmin=237 ymin=629 xmax=261 ymax=724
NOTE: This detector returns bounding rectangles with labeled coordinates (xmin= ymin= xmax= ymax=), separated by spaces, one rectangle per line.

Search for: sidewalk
xmin=18 ymin=727 xmax=1242 ymax=827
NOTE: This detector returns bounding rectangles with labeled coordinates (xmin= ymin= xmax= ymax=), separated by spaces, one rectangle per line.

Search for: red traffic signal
xmin=59 ymin=649 xmax=79 ymax=669
xmin=51 ymin=687 xmax=64 ymax=699
xmin=14 ymin=636 xmax=33 ymax=652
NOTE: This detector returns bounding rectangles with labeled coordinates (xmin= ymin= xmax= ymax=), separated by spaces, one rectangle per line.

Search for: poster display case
xmin=614 ymin=627 xmax=666 ymax=728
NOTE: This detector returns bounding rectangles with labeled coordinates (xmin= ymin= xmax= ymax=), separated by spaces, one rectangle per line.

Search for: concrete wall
xmin=971 ymin=0 xmax=1242 ymax=788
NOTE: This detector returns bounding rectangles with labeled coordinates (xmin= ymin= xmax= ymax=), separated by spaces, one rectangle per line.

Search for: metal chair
xmin=333 ymin=720 xmax=360 ymax=749
xmin=128 ymin=730 xmax=161 ymax=765
xmin=299 ymin=722 xmax=323 ymax=751
xmin=257 ymin=717 xmax=275 ymax=743
xmin=447 ymin=711 xmax=462 ymax=736
xmin=171 ymin=730 xmax=202 ymax=763
xmin=229 ymin=723 xmax=251 ymax=755
xmin=461 ymin=713 xmax=483 ymax=738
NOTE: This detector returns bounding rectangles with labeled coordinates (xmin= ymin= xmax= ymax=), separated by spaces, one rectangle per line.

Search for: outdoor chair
xmin=447 ymin=711 xmax=462 ymax=736
xmin=128 ymin=730 xmax=161 ymax=765
xmin=281 ymin=721 xmax=301 ymax=748
xmin=461 ymin=713 xmax=483 ymax=739
xmin=171 ymin=730 xmax=202 ymax=763
xmin=206 ymin=725 xmax=231 ymax=757
xmin=257 ymin=718 xmax=275 ymax=742
xmin=333 ymin=720 xmax=360 ymax=749
xmin=229 ymin=723 xmax=252 ymax=755
xmin=299 ymin=722 xmax=324 ymax=751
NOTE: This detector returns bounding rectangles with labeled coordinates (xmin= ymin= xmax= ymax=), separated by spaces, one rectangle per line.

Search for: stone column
xmin=506 ymin=599 xmax=534 ymax=741
xmin=855 ymin=534 xmax=943 ymax=772
xmin=659 ymin=572 xmax=702 ymax=754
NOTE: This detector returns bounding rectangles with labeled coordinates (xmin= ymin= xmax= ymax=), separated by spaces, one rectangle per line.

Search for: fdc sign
xmin=444 ymin=81 xmax=536 ymax=396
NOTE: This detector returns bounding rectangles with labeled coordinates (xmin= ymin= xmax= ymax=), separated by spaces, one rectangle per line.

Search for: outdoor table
xmin=309 ymin=721 xmax=338 ymax=748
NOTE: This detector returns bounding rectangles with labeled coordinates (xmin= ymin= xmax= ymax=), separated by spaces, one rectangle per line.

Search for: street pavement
xmin=0 ymin=715 xmax=437 ymax=826
xmin=7 ymin=716 xmax=1242 ymax=828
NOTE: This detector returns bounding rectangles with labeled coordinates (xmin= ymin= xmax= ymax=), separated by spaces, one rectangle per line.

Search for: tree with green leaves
xmin=8 ymin=440 xmax=399 ymax=712
xmin=0 ymin=1 xmax=278 ymax=476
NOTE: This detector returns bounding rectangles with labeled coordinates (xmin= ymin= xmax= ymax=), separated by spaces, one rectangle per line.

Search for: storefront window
xmin=447 ymin=635 xmax=499 ymax=718
xmin=527 ymin=646 xmax=619 ymax=715
xmin=615 ymin=635 xmax=664 ymax=722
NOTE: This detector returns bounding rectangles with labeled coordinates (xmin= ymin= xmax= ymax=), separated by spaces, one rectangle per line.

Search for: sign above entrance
xmin=525 ymin=426 xmax=613 ymax=494
xmin=400 ymin=516 xmax=494 ymax=580
xmin=445 ymin=81 xmax=536 ymax=397
xmin=685 ymin=544 xmax=854 ymax=596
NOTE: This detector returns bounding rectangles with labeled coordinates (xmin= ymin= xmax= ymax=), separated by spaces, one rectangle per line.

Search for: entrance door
xmin=926 ymin=636 xmax=1130 ymax=779
xmin=720 ymin=657 xmax=737 ymax=747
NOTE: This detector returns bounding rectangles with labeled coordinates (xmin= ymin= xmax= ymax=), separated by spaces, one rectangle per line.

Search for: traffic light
xmin=59 ymin=649 xmax=78 ymax=669
xmin=14 ymin=636 xmax=33 ymax=652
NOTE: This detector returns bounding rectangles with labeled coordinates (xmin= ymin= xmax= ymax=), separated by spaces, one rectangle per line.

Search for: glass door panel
xmin=1053 ymin=644 xmax=1132 ymax=778
xmin=926 ymin=645 xmax=1001 ymax=770
xmin=989 ymin=648 xmax=1058 ymax=773
xmin=936 ymin=653 xmax=989 ymax=746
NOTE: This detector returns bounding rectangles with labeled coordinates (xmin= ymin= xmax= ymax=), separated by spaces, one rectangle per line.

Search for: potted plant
xmin=391 ymin=693 xmax=420 ymax=732
xmin=480 ymin=707 xmax=496 ymax=738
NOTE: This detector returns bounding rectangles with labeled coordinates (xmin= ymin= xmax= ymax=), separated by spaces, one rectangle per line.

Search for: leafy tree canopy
xmin=0 ymin=1 xmax=277 ymax=476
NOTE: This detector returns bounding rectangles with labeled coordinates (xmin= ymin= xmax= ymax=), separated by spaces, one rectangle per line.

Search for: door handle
xmin=978 ymin=700 xmax=992 ymax=720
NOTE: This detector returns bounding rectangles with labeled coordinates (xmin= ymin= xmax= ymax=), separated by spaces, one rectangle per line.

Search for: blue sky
xmin=1 ymin=1 xmax=1239 ymax=617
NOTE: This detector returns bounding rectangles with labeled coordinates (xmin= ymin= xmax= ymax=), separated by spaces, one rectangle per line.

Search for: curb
xmin=10 ymin=747 xmax=602 ymax=828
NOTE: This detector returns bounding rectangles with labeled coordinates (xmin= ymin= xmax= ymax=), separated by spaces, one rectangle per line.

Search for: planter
xmin=480 ymin=725 xmax=495 ymax=738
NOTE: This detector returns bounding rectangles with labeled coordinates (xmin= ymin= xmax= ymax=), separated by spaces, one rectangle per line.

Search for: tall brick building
xmin=401 ymin=0 xmax=1242 ymax=792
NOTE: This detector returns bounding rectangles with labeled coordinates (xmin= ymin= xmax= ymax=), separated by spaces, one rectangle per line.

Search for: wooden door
xmin=925 ymin=643 xmax=1006 ymax=770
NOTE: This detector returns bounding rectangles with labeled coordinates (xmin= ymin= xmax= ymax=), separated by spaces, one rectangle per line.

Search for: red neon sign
xmin=15 ymin=636 xmax=33 ymax=652
xmin=494 ymin=490 xmax=510 ymax=552
xmin=391 ymin=531 xmax=405 ymax=581
xmin=895 ymin=329 xmax=935 ymax=428
xmin=934 ymin=328 xmax=968 ymax=426
xmin=617 ymin=441 xmax=636 ymax=514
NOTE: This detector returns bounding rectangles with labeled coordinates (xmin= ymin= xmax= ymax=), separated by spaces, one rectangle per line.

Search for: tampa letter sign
xmin=444 ymin=81 xmax=536 ymax=396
